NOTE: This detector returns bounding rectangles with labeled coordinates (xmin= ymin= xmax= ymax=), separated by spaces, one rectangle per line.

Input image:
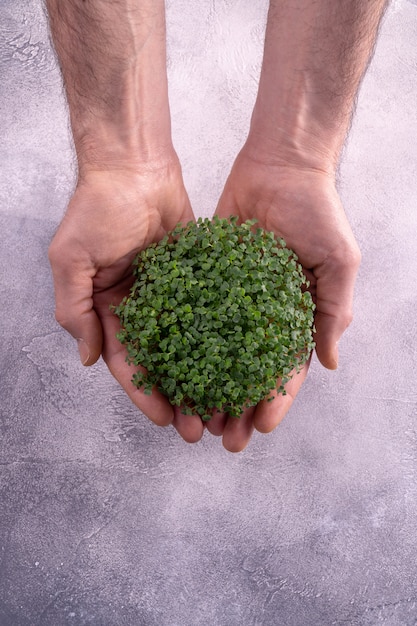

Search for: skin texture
xmin=211 ymin=158 xmax=359 ymax=451
xmin=49 ymin=164 xmax=197 ymax=434
xmin=46 ymin=0 xmax=388 ymax=452
xmin=207 ymin=0 xmax=388 ymax=451
xmin=46 ymin=0 xmax=201 ymax=442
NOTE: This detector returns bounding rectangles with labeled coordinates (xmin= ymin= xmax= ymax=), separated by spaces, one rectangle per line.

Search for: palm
xmin=49 ymin=161 xmax=204 ymax=443
xmin=212 ymin=150 xmax=360 ymax=451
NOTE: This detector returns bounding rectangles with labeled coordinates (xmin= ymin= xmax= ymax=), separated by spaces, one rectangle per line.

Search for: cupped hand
xmin=211 ymin=147 xmax=361 ymax=452
xmin=48 ymin=155 xmax=204 ymax=443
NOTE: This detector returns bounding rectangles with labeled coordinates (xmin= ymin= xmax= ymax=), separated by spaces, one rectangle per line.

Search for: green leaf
xmin=113 ymin=217 xmax=315 ymax=421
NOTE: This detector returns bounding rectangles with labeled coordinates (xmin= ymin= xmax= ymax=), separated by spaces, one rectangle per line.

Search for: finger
xmin=222 ymin=406 xmax=256 ymax=453
xmin=100 ymin=310 xmax=174 ymax=427
xmin=314 ymin=312 xmax=340 ymax=370
xmin=172 ymin=407 xmax=204 ymax=444
xmin=49 ymin=242 xmax=102 ymax=366
xmin=205 ymin=410 xmax=228 ymax=436
xmin=314 ymin=245 xmax=361 ymax=369
xmin=253 ymin=360 xmax=310 ymax=433
xmin=214 ymin=199 xmax=238 ymax=221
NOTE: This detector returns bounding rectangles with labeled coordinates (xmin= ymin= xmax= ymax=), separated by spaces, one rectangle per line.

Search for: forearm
xmin=248 ymin=0 xmax=388 ymax=173
xmin=45 ymin=0 xmax=173 ymax=172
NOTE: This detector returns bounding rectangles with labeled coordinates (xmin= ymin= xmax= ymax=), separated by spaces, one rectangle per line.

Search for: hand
xmin=210 ymin=146 xmax=361 ymax=452
xmin=48 ymin=155 xmax=205 ymax=444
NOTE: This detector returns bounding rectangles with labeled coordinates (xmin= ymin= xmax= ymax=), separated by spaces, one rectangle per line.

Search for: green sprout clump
xmin=114 ymin=217 xmax=315 ymax=421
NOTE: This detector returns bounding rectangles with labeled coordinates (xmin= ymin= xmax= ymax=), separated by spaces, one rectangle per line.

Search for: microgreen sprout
xmin=114 ymin=217 xmax=315 ymax=420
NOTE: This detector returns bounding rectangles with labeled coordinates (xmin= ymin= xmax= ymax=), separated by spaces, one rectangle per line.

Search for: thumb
xmin=314 ymin=312 xmax=342 ymax=370
xmin=49 ymin=246 xmax=103 ymax=366
xmin=313 ymin=247 xmax=360 ymax=370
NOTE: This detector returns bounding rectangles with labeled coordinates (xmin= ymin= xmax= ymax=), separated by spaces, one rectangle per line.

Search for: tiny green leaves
xmin=114 ymin=216 xmax=315 ymax=420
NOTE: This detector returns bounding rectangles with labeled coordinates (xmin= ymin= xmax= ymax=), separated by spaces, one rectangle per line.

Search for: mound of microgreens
xmin=114 ymin=216 xmax=315 ymax=421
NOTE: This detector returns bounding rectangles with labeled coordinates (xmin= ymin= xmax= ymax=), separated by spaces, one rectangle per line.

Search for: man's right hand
xmin=48 ymin=156 xmax=205 ymax=444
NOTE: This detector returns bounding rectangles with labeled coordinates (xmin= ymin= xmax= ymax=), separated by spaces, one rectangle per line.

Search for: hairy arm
xmin=248 ymin=0 xmax=388 ymax=172
xmin=45 ymin=0 xmax=173 ymax=171
xmin=46 ymin=1 xmax=201 ymax=442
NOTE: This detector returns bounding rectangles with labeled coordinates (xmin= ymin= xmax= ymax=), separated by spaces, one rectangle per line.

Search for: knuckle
xmin=327 ymin=241 xmax=362 ymax=286
xmin=350 ymin=243 xmax=362 ymax=270
xmin=343 ymin=309 xmax=354 ymax=329
xmin=54 ymin=311 xmax=68 ymax=330
xmin=334 ymin=241 xmax=361 ymax=270
xmin=54 ymin=306 xmax=73 ymax=332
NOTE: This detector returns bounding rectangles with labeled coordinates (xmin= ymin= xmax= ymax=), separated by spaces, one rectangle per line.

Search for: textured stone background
xmin=1 ymin=1 xmax=417 ymax=625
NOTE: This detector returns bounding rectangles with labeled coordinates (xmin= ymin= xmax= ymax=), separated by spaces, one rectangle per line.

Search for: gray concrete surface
xmin=1 ymin=1 xmax=417 ymax=625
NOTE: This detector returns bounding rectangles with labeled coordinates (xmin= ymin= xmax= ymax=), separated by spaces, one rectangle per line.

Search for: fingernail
xmin=77 ymin=338 xmax=90 ymax=366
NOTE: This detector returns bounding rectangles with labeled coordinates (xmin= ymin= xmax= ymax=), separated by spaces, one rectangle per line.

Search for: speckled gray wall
xmin=1 ymin=1 xmax=417 ymax=625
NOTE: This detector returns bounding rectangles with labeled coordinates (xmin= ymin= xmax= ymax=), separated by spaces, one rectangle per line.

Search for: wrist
xmin=247 ymin=100 xmax=344 ymax=177
xmin=74 ymin=117 xmax=175 ymax=175
xmin=69 ymin=42 xmax=174 ymax=174
xmin=75 ymin=144 xmax=182 ymax=183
